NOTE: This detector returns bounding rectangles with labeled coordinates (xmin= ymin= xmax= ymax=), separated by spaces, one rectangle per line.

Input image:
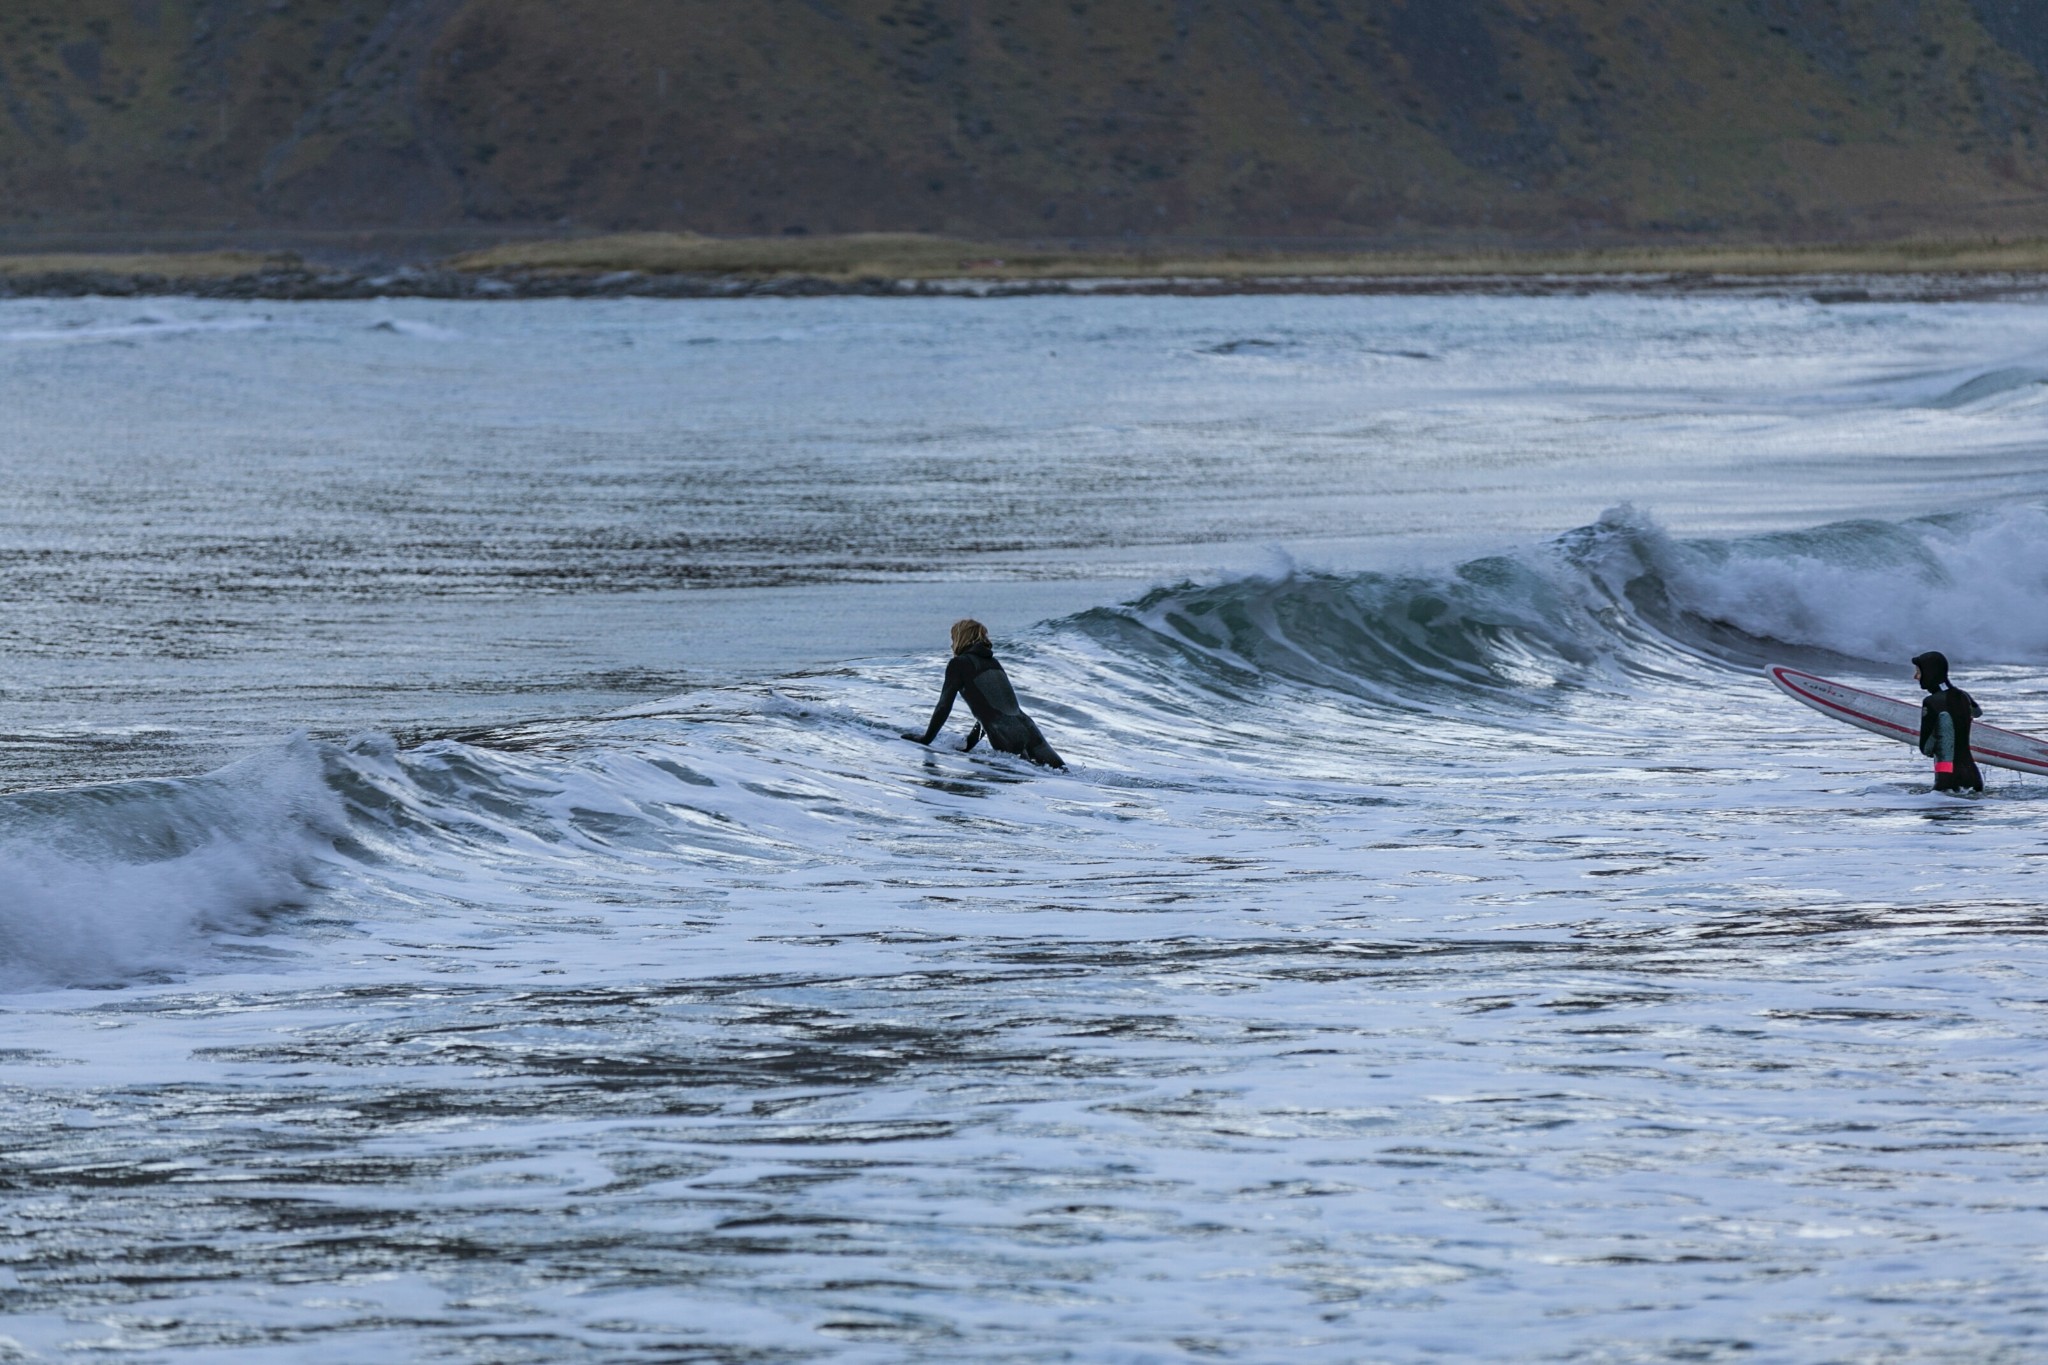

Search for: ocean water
xmin=3 ymin=292 xmax=2048 ymax=1362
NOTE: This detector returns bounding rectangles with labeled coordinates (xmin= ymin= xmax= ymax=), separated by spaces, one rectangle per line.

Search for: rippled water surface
xmin=4 ymin=293 xmax=2048 ymax=1362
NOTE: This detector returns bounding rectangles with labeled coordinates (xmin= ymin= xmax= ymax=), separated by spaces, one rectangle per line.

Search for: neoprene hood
xmin=1912 ymin=650 xmax=1951 ymax=692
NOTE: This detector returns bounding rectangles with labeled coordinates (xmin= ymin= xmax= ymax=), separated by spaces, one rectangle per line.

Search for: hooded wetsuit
xmin=1912 ymin=650 xmax=1984 ymax=793
xmin=908 ymin=641 xmax=1065 ymax=768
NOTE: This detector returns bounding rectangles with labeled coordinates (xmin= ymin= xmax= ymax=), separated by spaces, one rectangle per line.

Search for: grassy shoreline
xmin=4 ymin=235 xmax=2048 ymax=295
xmin=444 ymin=232 xmax=2048 ymax=281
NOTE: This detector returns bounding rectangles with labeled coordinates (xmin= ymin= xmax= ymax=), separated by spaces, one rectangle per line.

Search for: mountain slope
xmin=4 ymin=0 xmax=2047 ymax=242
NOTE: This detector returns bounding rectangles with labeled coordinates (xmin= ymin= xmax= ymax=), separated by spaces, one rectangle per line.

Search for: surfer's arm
xmin=961 ymin=723 xmax=984 ymax=752
xmin=905 ymin=659 xmax=969 ymax=744
xmin=1927 ymin=712 xmax=1956 ymax=763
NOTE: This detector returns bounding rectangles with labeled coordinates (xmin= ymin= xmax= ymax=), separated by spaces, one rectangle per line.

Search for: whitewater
xmin=3 ymin=291 xmax=2048 ymax=1362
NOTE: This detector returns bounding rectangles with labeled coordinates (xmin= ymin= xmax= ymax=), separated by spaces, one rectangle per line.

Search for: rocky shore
xmin=6 ymin=265 xmax=2048 ymax=305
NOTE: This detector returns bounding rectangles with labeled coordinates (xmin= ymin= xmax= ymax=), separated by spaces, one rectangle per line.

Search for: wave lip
xmin=1921 ymin=366 xmax=2048 ymax=410
xmin=0 ymin=738 xmax=343 ymax=988
xmin=1067 ymin=554 xmax=1624 ymax=711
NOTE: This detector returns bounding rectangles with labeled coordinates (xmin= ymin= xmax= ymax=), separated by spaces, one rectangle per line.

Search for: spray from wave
xmin=1604 ymin=503 xmax=2048 ymax=666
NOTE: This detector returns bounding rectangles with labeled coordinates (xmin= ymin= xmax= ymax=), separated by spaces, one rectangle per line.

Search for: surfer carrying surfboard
xmin=1912 ymin=651 xmax=1984 ymax=793
xmin=902 ymin=619 xmax=1066 ymax=768
xmin=1768 ymin=662 xmax=2047 ymax=781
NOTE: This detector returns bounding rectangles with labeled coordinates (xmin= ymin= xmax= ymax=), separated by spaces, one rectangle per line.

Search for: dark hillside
xmin=4 ymin=0 xmax=2047 ymax=244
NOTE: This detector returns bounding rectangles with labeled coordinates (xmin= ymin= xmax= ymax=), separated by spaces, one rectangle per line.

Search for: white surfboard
xmin=1767 ymin=664 xmax=2048 ymax=777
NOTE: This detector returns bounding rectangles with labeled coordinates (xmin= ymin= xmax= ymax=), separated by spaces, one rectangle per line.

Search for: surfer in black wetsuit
xmin=1913 ymin=650 xmax=1984 ymax=793
xmin=902 ymin=619 xmax=1065 ymax=768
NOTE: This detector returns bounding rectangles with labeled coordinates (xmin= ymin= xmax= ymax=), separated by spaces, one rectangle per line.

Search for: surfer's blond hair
xmin=950 ymin=618 xmax=990 ymax=654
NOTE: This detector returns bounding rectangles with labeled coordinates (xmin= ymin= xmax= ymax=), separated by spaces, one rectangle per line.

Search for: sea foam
xmin=0 ymin=738 xmax=342 ymax=987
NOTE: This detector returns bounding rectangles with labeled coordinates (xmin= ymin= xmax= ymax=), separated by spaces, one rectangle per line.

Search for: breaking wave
xmin=6 ymin=505 xmax=2045 ymax=986
xmin=1069 ymin=504 xmax=2048 ymax=706
xmin=0 ymin=739 xmax=343 ymax=987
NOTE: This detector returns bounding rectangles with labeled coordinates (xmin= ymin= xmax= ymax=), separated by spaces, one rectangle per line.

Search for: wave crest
xmin=1068 ymin=505 xmax=2048 ymax=705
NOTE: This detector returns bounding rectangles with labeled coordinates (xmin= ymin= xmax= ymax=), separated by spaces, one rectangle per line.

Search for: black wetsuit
xmin=1912 ymin=650 xmax=1984 ymax=793
xmin=907 ymin=641 xmax=1065 ymax=768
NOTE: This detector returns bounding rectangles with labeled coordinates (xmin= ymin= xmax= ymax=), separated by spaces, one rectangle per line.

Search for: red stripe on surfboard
xmin=1973 ymin=744 xmax=2048 ymax=769
xmin=1770 ymin=667 xmax=1916 ymax=737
